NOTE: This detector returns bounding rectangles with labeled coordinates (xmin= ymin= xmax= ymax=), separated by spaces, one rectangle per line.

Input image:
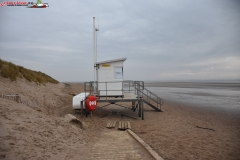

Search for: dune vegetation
xmin=0 ymin=59 xmax=59 ymax=84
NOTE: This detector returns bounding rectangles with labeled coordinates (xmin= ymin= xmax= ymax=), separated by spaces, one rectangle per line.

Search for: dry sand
xmin=0 ymin=77 xmax=240 ymax=160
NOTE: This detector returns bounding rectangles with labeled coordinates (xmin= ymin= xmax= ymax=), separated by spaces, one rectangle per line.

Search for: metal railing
xmin=133 ymin=82 xmax=163 ymax=111
xmin=84 ymin=80 xmax=144 ymax=98
xmin=83 ymin=80 xmax=163 ymax=111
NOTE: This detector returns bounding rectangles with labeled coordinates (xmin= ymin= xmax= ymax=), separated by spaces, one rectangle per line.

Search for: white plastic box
xmin=72 ymin=92 xmax=90 ymax=109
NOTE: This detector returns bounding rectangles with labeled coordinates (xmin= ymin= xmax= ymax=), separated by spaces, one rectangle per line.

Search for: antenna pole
xmin=93 ymin=17 xmax=95 ymax=83
xmin=93 ymin=17 xmax=99 ymax=94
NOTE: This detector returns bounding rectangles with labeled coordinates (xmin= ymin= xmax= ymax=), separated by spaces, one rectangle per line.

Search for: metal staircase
xmin=134 ymin=81 xmax=163 ymax=112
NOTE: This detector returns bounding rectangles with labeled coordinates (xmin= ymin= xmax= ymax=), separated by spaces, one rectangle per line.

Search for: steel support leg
xmin=141 ymin=98 xmax=144 ymax=120
xmin=138 ymin=100 xmax=141 ymax=117
xmin=132 ymin=101 xmax=135 ymax=110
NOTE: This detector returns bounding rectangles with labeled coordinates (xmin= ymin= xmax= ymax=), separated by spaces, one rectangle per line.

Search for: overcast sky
xmin=0 ymin=0 xmax=240 ymax=82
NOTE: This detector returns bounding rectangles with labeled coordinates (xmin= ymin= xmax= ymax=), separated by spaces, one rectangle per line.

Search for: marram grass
xmin=0 ymin=59 xmax=59 ymax=84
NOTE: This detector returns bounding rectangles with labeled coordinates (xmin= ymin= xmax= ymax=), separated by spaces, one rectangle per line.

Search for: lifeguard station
xmin=72 ymin=17 xmax=163 ymax=120
xmin=81 ymin=57 xmax=163 ymax=120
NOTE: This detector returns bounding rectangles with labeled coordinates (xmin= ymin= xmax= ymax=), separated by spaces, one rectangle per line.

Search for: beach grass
xmin=0 ymin=59 xmax=58 ymax=84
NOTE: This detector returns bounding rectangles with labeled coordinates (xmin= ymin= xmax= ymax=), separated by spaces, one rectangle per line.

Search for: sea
xmin=144 ymin=80 xmax=240 ymax=116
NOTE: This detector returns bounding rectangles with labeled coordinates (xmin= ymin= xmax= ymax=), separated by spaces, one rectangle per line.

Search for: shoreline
xmin=144 ymin=82 xmax=240 ymax=91
xmin=163 ymin=99 xmax=240 ymax=118
xmin=145 ymin=82 xmax=240 ymax=117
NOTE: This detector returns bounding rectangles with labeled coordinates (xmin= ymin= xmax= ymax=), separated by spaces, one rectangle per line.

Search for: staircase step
xmin=143 ymin=100 xmax=162 ymax=112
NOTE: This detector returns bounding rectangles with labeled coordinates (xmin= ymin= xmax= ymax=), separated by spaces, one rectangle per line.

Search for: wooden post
xmin=90 ymin=111 xmax=92 ymax=118
xmin=141 ymin=98 xmax=144 ymax=120
xmin=16 ymin=94 xmax=20 ymax=103
xmin=80 ymin=100 xmax=83 ymax=118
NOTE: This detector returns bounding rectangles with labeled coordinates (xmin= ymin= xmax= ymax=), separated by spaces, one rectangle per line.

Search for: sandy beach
xmin=0 ymin=77 xmax=240 ymax=159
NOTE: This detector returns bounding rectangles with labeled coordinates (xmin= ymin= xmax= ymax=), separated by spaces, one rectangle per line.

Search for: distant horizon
xmin=2 ymin=58 xmax=239 ymax=84
xmin=61 ymin=79 xmax=240 ymax=83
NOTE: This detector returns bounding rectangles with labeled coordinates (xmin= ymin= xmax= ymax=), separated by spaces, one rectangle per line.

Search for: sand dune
xmin=0 ymin=77 xmax=90 ymax=159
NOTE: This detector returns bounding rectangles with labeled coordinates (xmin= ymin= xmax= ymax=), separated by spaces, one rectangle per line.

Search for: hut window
xmin=115 ymin=67 xmax=123 ymax=79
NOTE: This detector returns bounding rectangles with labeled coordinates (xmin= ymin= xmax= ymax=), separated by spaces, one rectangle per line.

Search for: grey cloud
xmin=0 ymin=0 xmax=239 ymax=81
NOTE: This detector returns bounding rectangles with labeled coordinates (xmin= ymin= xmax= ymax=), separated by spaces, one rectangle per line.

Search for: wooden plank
xmin=109 ymin=121 xmax=113 ymax=128
xmin=118 ymin=121 xmax=122 ymax=129
xmin=107 ymin=122 xmax=111 ymax=128
xmin=109 ymin=121 xmax=112 ymax=128
xmin=127 ymin=130 xmax=164 ymax=160
xmin=112 ymin=121 xmax=115 ymax=128
xmin=106 ymin=122 xmax=110 ymax=128
xmin=125 ymin=121 xmax=128 ymax=129
xmin=127 ymin=121 xmax=131 ymax=129
xmin=122 ymin=121 xmax=124 ymax=130
xmin=112 ymin=121 xmax=116 ymax=128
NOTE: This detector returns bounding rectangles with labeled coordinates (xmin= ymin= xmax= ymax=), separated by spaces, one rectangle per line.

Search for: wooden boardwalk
xmin=90 ymin=130 xmax=154 ymax=160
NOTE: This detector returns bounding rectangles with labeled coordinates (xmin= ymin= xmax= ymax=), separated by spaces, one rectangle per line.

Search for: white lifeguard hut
xmin=95 ymin=58 xmax=127 ymax=97
xmin=72 ymin=17 xmax=163 ymax=119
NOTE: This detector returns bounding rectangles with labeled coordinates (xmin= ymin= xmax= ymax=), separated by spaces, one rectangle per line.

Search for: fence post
xmin=81 ymin=100 xmax=83 ymax=118
xmin=16 ymin=94 xmax=20 ymax=103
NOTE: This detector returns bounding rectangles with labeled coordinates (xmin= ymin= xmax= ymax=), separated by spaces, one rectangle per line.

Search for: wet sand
xmin=144 ymin=81 xmax=240 ymax=90
xmin=0 ymin=77 xmax=240 ymax=159
xmin=133 ymin=101 xmax=240 ymax=160
xmin=145 ymin=81 xmax=240 ymax=116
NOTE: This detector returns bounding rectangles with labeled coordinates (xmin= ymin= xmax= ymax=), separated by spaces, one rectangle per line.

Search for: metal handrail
xmin=133 ymin=81 xmax=164 ymax=110
xmin=83 ymin=80 xmax=163 ymax=110
xmin=84 ymin=81 xmax=144 ymax=94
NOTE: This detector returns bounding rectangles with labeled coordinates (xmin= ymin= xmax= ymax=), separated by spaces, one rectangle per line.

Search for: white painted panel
xmin=98 ymin=68 xmax=113 ymax=82
xmin=98 ymin=82 xmax=123 ymax=96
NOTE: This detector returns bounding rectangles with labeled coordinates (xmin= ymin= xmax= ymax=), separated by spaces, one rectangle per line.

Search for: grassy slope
xmin=0 ymin=59 xmax=58 ymax=84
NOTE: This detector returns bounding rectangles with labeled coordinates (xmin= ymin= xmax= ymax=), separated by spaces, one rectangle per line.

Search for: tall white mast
xmin=93 ymin=17 xmax=99 ymax=93
xmin=93 ymin=17 xmax=95 ymax=85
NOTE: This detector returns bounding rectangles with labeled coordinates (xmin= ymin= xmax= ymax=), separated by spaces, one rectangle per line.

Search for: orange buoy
xmin=86 ymin=95 xmax=97 ymax=111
